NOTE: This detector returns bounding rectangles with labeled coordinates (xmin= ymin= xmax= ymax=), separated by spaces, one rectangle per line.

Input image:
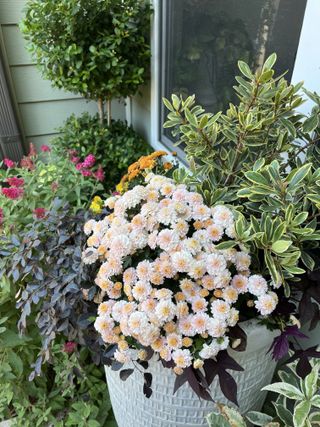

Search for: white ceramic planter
xmin=105 ymin=320 xmax=278 ymax=427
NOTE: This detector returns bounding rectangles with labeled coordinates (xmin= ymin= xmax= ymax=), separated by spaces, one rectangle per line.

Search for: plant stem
xmin=107 ymin=99 xmax=112 ymax=126
xmin=97 ymin=98 xmax=104 ymax=125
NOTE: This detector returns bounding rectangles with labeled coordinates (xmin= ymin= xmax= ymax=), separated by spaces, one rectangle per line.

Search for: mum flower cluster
xmin=69 ymin=150 xmax=105 ymax=181
xmin=116 ymin=150 xmax=173 ymax=194
xmin=1 ymin=176 xmax=24 ymax=200
xmin=83 ymin=174 xmax=278 ymax=371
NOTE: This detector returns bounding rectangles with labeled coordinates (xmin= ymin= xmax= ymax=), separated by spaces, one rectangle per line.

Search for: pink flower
xmin=40 ymin=144 xmax=51 ymax=152
xmin=68 ymin=149 xmax=78 ymax=157
xmin=71 ymin=156 xmax=80 ymax=164
xmin=1 ymin=187 xmax=24 ymax=199
xmin=83 ymin=154 xmax=96 ymax=168
xmin=81 ymin=169 xmax=92 ymax=177
xmin=75 ymin=163 xmax=85 ymax=171
xmin=51 ymin=181 xmax=59 ymax=192
xmin=63 ymin=341 xmax=77 ymax=354
xmin=28 ymin=143 xmax=37 ymax=157
xmin=33 ymin=208 xmax=46 ymax=219
xmin=6 ymin=177 xmax=24 ymax=187
xmin=94 ymin=165 xmax=105 ymax=182
xmin=20 ymin=156 xmax=35 ymax=171
xmin=3 ymin=158 xmax=15 ymax=168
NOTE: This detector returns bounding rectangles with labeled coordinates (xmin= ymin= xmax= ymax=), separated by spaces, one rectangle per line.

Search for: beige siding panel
xmin=132 ymin=83 xmax=151 ymax=143
xmin=0 ymin=1 xmax=26 ymax=25
xmin=20 ymin=98 xmax=125 ymax=136
xmin=11 ymin=66 xmax=82 ymax=103
xmin=1 ymin=25 xmax=34 ymax=65
xmin=21 ymin=99 xmax=99 ymax=136
xmin=25 ymin=133 xmax=62 ymax=150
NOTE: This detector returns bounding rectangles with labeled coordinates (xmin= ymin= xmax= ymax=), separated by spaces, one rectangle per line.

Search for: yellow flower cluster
xmin=90 ymin=196 xmax=103 ymax=214
xmin=116 ymin=151 xmax=172 ymax=194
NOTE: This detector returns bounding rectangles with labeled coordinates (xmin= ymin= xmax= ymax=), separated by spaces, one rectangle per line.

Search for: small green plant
xmin=53 ymin=113 xmax=151 ymax=191
xmin=206 ymin=358 xmax=320 ymax=427
xmin=164 ymin=53 xmax=320 ymax=294
xmin=0 ymin=144 xmax=103 ymax=233
xmin=21 ymin=0 xmax=152 ymax=124
xmin=0 ymin=275 xmax=114 ymax=426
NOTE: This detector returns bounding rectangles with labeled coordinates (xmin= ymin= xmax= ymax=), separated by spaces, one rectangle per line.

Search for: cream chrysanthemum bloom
xmin=83 ymin=174 xmax=278 ymax=369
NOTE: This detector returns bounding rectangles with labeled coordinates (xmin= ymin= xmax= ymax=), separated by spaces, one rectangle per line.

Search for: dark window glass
xmin=160 ymin=0 xmax=307 ymax=147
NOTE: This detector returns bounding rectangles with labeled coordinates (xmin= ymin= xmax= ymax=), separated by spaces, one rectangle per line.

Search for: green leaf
xmin=222 ymin=407 xmax=247 ymax=427
xmin=293 ymin=400 xmax=311 ymax=427
xmin=206 ymin=412 xmax=231 ymax=427
xmin=246 ymin=411 xmax=273 ymax=426
xmin=301 ymin=252 xmax=315 ymax=271
xmin=185 ymin=108 xmax=198 ymax=127
xmin=238 ymin=60 xmax=253 ymax=79
xmin=8 ymin=351 xmax=23 ymax=377
xmin=262 ymin=53 xmax=277 ymax=71
xmin=303 ymin=114 xmax=319 ymax=133
xmin=253 ymin=158 xmax=266 ymax=171
xmin=303 ymin=364 xmax=319 ymax=399
xmin=245 ymin=171 xmax=270 ymax=187
xmin=262 ymin=383 xmax=304 ymax=400
xmin=307 ymin=194 xmax=320 ymax=205
xmin=309 ymin=411 xmax=320 ymax=425
xmin=293 ymin=212 xmax=309 ymax=226
xmin=162 ymin=97 xmax=174 ymax=112
xmin=271 ymin=240 xmax=292 ymax=254
xmin=274 ymin=402 xmax=293 ymax=426
xmin=311 ymin=395 xmax=320 ymax=409
xmin=215 ymin=241 xmax=237 ymax=250
xmin=172 ymin=94 xmax=180 ymax=110
xmin=287 ymin=163 xmax=312 ymax=188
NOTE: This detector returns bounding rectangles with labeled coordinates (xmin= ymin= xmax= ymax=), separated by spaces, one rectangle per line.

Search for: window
xmin=159 ymin=0 xmax=307 ymax=149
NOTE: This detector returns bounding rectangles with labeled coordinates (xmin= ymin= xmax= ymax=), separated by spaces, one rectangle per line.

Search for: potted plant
xmin=21 ymin=0 xmax=152 ymax=126
xmin=81 ymin=55 xmax=320 ymax=427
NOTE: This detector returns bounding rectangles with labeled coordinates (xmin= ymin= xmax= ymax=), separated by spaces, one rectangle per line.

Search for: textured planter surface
xmin=106 ymin=320 xmax=278 ymax=427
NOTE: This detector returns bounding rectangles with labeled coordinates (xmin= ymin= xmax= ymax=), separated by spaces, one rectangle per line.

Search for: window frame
xmin=150 ymin=0 xmax=320 ymax=159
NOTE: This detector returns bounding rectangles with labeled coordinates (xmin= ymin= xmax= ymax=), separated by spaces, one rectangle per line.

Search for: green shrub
xmin=53 ymin=113 xmax=152 ymax=191
xmin=21 ymin=0 xmax=151 ymax=102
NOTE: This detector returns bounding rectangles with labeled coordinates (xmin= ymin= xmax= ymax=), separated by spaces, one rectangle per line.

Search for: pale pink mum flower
xmin=255 ymin=292 xmax=278 ymax=315
xmin=207 ymin=224 xmax=224 ymax=241
xmin=166 ymin=333 xmax=183 ymax=350
xmin=191 ymin=297 xmax=208 ymax=313
xmin=171 ymin=251 xmax=193 ymax=272
xmin=172 ymin=349 xmax=192 ymax=368
xmin=206 ymin=253 xmax=227 ymax=275
xmin=231 ymin=275 xmax=248 ymax=294
xmin=248 ymin=275 xmax=268 ymax=296
xmin=211 ymin=300 xmax=231 ymax=320
xmin=192 ymin=312 xmax=209 ymax=334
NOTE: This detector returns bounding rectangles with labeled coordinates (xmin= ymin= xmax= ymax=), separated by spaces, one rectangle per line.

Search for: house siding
xmin=0 ymin=0 xmax=125 ymax=149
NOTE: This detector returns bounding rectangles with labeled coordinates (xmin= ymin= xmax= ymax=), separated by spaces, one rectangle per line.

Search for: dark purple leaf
xmin=143 ymin=383 xmax=152 ymax=398
xmin=138 ymin=360 xmax=148 ymax=370
xmin=309 ymin=304 xmax=320 ymax=331
xmin=286 ymin=346 xmax=320 ymax=379
xmin=269 ymin=334 xmax=290 ymax=361
xmin=120 ymin=369 xmax=134 ymax=381
xmin=269 ymin=326 xmax=308 ymax=361
xmin=296 ymin=356 xmax=312 ymax=379
xmin=173 ymin=369 xmax=189 ymax=394
xmin=228 ymin=325 xmax=247 ymax=352
xmin=111 ymin=361 xmax=123 ymax=371
xmin=144 ymin=372 xmax=152 ymax=388
xmin=218 ymin=370 xmax=239 ymax=406
xmin=217 ymin=351 xmax=244 ymax=372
